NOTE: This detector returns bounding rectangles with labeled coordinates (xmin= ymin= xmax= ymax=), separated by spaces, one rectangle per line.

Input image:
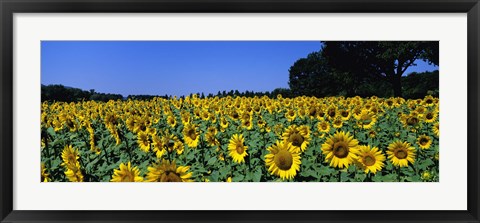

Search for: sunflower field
xmin=40 ymin=94 xmax=439 ymax=182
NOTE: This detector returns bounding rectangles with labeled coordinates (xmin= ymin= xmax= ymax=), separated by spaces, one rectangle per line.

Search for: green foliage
xmin=41 ymin=84 xmax=123 ymax=102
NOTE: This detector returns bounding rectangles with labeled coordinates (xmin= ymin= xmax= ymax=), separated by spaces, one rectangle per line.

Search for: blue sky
xmin=41 ymin=41 xmax=438 ymax=97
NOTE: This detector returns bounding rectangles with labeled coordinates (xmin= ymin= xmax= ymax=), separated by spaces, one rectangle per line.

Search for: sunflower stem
xmin=397 ymin=166 xmax=401 ymax=182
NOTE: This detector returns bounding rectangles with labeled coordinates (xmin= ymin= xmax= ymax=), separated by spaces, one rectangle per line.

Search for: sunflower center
xmin=394 ymin=148 xmax=408 ymax=159
xmin=426 ymin=113 xmax=433 ymax=119
xmin=420 ymin=138 xmax=429 ymax=145
xmin=236 ymin=144 xmax=245 ymax=154
xmin=309 ymin=107 xmax=317 ymax=116
xmin=341 ymin=111 xmax=348 ymax=117
xmin=66 ymin=119 xmax=74 ymax=128
xmin=363 ymin=155 xmax=376 ymax=166
xmin=426 ymin=99 xmax=433 ymax=104
xmin=187 ymin=129 xmax=197 ymax=140
xmin=289 ymin=133 xmax=304 ymax=147
xmin=407 ymin=117 xmax=419 ymax=125
xmin=164 ymin=171 xmax=182 ymax=182
xmin=274 ymin=150 xmax=293 ymax=170
xmin=328 ymin=110 xmax=336 ymax=117
xmin=321 ymin=123 xmax=328 ymax=130
xmin=67 ymin=155 xmax=76 ymax=164
xmin=333 ymin=142 xmax=349 ymax=158
xmin=122 ymin=172 xmax=134 ymax=182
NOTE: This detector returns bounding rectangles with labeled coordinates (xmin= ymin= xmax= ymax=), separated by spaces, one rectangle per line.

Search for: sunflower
xmin=206 ymin=131 xmax=220 ymax=147
xmin=265 ymin=140 xmax=301 ymax=180
xmin=297 ymin=108 xmax=307 ymax=119
xmin=386 ymin=141 xmax=416 ymax=167
xmin=220 ymin=117 xmax=229 ymax=131
xmin=368 ymin=130 xmax=376 ymax=138
xmin=125 ymin=116 xmax=137 ymax=132
xmin=145 ymin=159 xmax=193 ymax=182
xmin=417 ymin=135 xmax=432 ymax=149
xmin=423 ymin=95 xmax=435 ymax=107
xmin=282 ymin=125 xmax=310 ymax=153
xmin=317 ymin=120 xmax=330 ymax=133
xmin=227 ymin=134 xmax=248 ymax=163
xmin=321 ymin=131 xmax=359 ymax=169
xmin=241 ymin=118 xmax=254 ymax=130
xmin=257 ymin=118 xmax=267 ymax=129
xmin=421 ymin=171 xmax=432 ymax=181
xmin=111 ymin=162 xmax=143 ymax=182
xmin=183 ymin=123 xmax=200 ymax=148
xmin=207 ymin=126 xmax=218 ymax=136
xmin=200 ymin=109 xmax=210 ymax=121
xmin=152 ymin=135 xmax=166 ymax=158
xmin=61 ymin=145 xmax=80 ymax=169
xmin=356 ymin=109 xmax=376 ymax=129
xmin=65 ymin=162 xmax=84 ymax=182
xmin=181 ymin=111 xmax=191 ymax=124
xmin=424 ymin=111 xmax=438 ymax=123
xmin=230 ymin=110 xmax=240 ymax=120
xmin=356 ymin=145 xmax=385 ymax=174
xmin=88 ymin=127 xmax=100 ymax=154
xmin=433 ymin=122 xmax=439 ymax=137
xmin=285 ymin=108 xmax=296 ymax=122
xmin=332 ymin=117 xmax=344 ymax=129
xmin=167 ymin=115 xmax=177 ymax=128
xmin=326 ymin=105 xmax=337 ymax=119
xmin=174 ymin=141 xmax=184 ymax=155
xmin=137 ymin=131 xmax=151 ymax=152
xmin=308 ymin=106 xmax=318 ymax=118
xmin=41 ymin=163 xmax=50 ymax=182
xmin=339 ymin=109 xmax=351 ymax=121
xmin=403 ymin=113 xmax=421 ymax=128
xmin=384 ymin=98 xmax=396 ymax=108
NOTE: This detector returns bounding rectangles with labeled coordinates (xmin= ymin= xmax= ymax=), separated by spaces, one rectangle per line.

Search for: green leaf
xmin=252 ymin=168 xmax=262 ymax=182
xmin=219 ymin=166 xmax=231 ymax=177
xmin=382 ymin=173 xmax=398 ymax=182
xmin=301 ymin=169 xmax=319 ymax=178
xmin=340 ymin=172 xmax=349 ymax=182
xmin=210 ymin=171 xmax=219 ymax=182
xmin=418 ymin=159 xmax=435 ymax=170
xmin=47 ymin=127 xmax=56 ymax=137
xmin=207 ymin=157 xmax=217 ymax=166
xmin=354 ymin=173 xmax=367 ymax=182
xmin=318 ymin=166 xmax=335 ymax=176
xmin=232 ymin=174 xmax=244 ymax=182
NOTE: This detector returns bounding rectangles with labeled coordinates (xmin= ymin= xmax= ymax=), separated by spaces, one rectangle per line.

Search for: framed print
xmin=1 ymin=0 xmax=479 ymax=222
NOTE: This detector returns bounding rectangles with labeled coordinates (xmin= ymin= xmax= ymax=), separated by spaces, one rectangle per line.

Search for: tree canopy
xmin=288 ymin=41 xmax=439 ymax=98
xmin=321 ymin=41 xmax=439 ymax=97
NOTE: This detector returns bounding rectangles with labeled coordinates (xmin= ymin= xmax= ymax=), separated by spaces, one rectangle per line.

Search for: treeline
xmin=41 ymin=84 xmax=296 ymax=102
xmin=41 ymin=85 xmax=124 ymax=102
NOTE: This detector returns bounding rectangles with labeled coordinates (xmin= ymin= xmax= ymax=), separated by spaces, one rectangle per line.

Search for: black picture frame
xmin=1 ymin=0 xmax=479 ymax=222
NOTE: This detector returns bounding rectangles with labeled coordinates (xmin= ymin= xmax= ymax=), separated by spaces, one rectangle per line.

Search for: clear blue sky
xmin=41 ymin=41 xmax=438 ymax=97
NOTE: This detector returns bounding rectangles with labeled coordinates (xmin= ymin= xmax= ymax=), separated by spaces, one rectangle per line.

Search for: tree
xmin=322 ymin=41 xmax=439 ymax=97
xmin=288 ymin=51 xmax=346 ymax=97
